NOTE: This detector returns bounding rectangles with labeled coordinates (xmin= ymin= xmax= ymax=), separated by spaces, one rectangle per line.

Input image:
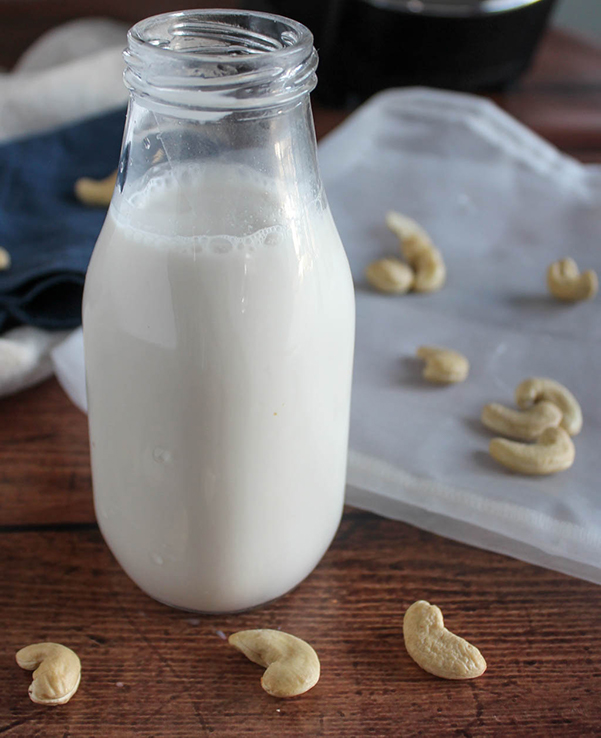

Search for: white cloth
xmin=0 ymin=19 xmax=127 ymax=399
xmin=0 ymin=18 xmax=127 ymax=143
xmin=319 ymin=89 xmax=601 ymax=584
xmin=0 ymin=327 xmax=68 ymax=398
xmin=14 ymin=18 xmax=127 ymax=74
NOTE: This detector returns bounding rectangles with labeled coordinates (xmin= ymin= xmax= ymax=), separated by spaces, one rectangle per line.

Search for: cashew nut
xmin=366 ymin=258 xmax=415 ymax=294
xmin=547 ymin=258 xmax=598 ymax=302
xmin=403 ymin=600 xmax=486 ymax=680
xmin=229 ymin=629 xmax=320 ymax=698
xmin=489 ymin=426 xmax=575 ymax=475
xmin=481 ymin=400 xmax=562 ymax=441
xmin=515 ymin=377 xmax=582 ymax=436
xmin=409 ymin=247 xmax=446 ymax=292
xmin=74 ymin=170 xmax=117 ymax=207
xmin=0 ymin=246 xmax=10 ymax=270
xmin=386 ymin=211 xmax=435 ymax=254
xmin=416 ymin=345 xmax=469 ymax=383
xmin=16 ymin=642 xmax=81 ymax=705
xmin=386 ymin=211 xmax=446 ymax=292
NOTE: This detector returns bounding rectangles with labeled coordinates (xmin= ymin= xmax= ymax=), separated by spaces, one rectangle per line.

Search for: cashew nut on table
xmin=481 ymin=400 xmax=563 ymax=441
xmin=366 ymin=258 xmax=415 ymax=293
xmin=16 ymin=642 xmax=81 ymax=705
xmin=416 ymin=346 xmax=469 ymax=384
xmin=229 ymin=629 xmax=320 ymax=698
xmin=403 ymin=600 xmax=487 ymax=680
xmin=515 ymin=377 xmax=582 ymax=437
xmin=489 ymin=426 xmax=575 ymax=475
xmin=547 ymin=258 xmax=598 ymax=302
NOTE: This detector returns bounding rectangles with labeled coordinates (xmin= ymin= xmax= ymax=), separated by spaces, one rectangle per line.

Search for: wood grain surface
xmin=2 ymin=484 xmax=601 ymax=736
xmin=1 ymin=13 xmax=601 ymax=737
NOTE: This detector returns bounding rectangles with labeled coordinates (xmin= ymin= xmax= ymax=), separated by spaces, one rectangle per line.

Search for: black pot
xmin=245 ymin=0 xmax=558 ymax=106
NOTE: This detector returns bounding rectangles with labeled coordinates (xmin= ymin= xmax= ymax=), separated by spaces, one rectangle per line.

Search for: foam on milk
xmin=83 ymin=163 xmax=355 ymax=612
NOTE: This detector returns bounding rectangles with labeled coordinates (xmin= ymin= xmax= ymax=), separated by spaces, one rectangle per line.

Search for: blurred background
xmin=0 ymin=0 xmax=598 ymax=72
xmin=555 ymin=0 xmax=601 ymax=41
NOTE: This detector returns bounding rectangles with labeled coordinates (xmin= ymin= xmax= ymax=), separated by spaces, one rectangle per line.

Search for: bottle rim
xmin=124 ymin=9 xmax=318 ymax=111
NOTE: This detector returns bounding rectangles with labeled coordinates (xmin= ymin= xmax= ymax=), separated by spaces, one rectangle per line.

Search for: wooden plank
xmin=493 ymin=89 xmax=601 ymax=150
xmin=2 ymin=518 xmax=601 ymax=736
xmin=0 ymin=379 xmax=94 ymax=527
xmin=524 ymin=28 xmax=601 ymax=88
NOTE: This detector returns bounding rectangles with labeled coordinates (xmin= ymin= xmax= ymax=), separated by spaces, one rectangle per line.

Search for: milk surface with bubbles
xmin=83 ymin=163 xmax=355 ymax=612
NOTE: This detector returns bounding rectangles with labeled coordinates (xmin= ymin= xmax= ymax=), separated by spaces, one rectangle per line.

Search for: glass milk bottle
xmin=82 ymin=10 xmax=355 ymax=613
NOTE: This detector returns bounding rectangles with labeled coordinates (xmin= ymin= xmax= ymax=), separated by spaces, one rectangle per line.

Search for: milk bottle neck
xmin=123 ymin=10 xmax=318 ymax=114
xmin=116 ymin=10 xmax=324 ymax=222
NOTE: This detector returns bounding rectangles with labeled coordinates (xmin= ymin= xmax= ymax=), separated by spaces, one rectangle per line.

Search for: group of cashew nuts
xmin=416 ymin=355 xmax=581 ymax=476
xmin=482 ymin=377 xmax=581 ymax=474
xmin=367 ymin=210 xmax=598 ymax=303
xmin=228 ymin=599 xmax=486 ymax=696
xmin=366 ymin=212 xmax=446 ymax=294
xmin=369 ymin=213 xmax=589 ymax=476
xmin=16 ymin=599 xmax=486 ymax=705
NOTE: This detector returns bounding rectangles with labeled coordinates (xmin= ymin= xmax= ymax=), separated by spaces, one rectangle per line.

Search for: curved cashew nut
xmin=229 ymin=629 xmax=320 ymax=698
xmin=409 ymin=247 xmax=446 ymax=293
xmin=489 ymin=426 xmax=575 ymax=475
xmin=0 ymin=246 xmax=10 ymax=270
xmin=547 ymin=258 xmax=598 ymax=302
xmin=74 ymin=170 xmax=117 ymax=207
xmin=515 ymin=377 xmax=582 ymax=436
xmin=386 ymin=211 xmax=435 ymax=254
xmin=386 ymin=211 xmax=446 ymax=292
xmin=481 ymin=400 xmax=562 ymax=441
xmin=366 ymin=258 xmax=415 ymax=294
xmin=403 ymin=600 xmax=486 ymax=680
xmin=16 ymin=642 xmax=81 ymax=705
xmin=416 ymin=346 xmax=469 ymax=383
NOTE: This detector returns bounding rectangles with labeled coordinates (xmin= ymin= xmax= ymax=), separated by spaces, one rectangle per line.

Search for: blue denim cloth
xmin=0 ymin=108 xmax=126 ymax=331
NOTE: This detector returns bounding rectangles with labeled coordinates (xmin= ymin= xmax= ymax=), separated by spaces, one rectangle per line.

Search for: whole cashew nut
xmin=547 ymin=258 xmax=598 ymax=302
xmin=403 ymin=600 xmax=487 ymax=680
xmin=366 ymin=258 xmax=415 ymax=294
xmin=489 ymin=426 xmax=575 ymax=475
xmin=515 ymin=377 xmax=582 ymax=436
xmin=481 ymin=400 xmax=562 ymax=441
xmin=229 ymin=629 xmax=320 ymax=698
xmin=386 ymin=211 xmax=446 ymax=292
xmin=416 ymin=346 xmax=469 ymax=383
xmin=16 ymin=642 xmax=81 ymax=705
xmin=0 ymin=246 xmax=10 ymax=270
xmin=74 ymin=170 xmax=117 ymax=207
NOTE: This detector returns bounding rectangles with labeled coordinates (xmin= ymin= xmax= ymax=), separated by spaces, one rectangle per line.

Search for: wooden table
xmin=2 ymin=24 xmax=601 ymax=737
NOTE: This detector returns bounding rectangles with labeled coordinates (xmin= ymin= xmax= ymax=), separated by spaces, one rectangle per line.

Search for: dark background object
xmin=246 ymin=0 xmax=558 ymax=106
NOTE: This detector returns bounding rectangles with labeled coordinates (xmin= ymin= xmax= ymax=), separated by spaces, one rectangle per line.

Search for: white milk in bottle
xmin=83 ymin=11 xmax=355 ymax=613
